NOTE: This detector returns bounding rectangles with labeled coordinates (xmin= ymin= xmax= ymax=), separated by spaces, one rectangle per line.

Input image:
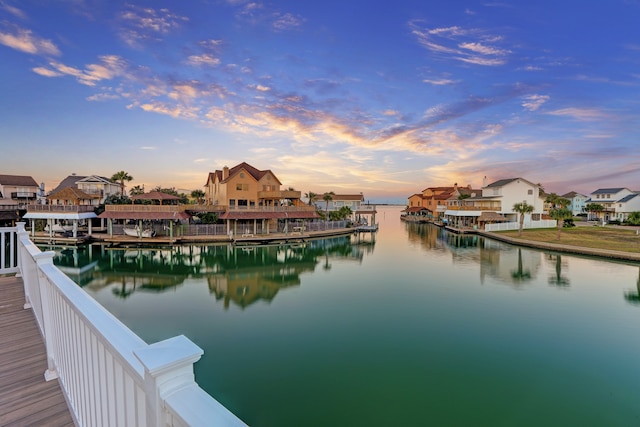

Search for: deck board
xmin=0 ymin=275 xmax=75 ymax=426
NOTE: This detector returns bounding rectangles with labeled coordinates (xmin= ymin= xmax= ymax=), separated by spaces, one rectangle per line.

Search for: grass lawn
xmin=497 ymin=226 xmax=640 ymax=253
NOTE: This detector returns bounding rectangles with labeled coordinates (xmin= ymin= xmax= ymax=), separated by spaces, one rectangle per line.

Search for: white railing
xmin=484 ymin=220 xmax=557 ymax=232
xmin=9 ymin=223 xmax=247 ymax=427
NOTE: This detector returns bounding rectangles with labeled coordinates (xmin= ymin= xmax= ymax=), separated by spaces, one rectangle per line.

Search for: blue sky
xmin=1 ymin=0 xmax=639 ymax=203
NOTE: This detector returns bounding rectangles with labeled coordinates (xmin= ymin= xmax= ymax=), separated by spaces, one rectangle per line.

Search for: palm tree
xmin=322 ymin=191 xmax=335 ymax=215
xmin=111 ymin=171 xmax=133 ymax=196
xmin=129 ymin=185 xmax=145 ymax=196
xmin=513 ymin=201 xmax=534 ymax=236
xmin=546 ymin=193 xmax=572 ymax=240
xmin=305 ymin=191 xmax=318 ymax=206
xmin=191 ymin=189 xmax=205 ymax=204
xmin=585 ymin=203 xmax=604 ymax=222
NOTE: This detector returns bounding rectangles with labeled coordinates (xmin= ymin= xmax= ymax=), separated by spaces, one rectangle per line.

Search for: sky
xmin=1 ymin=0 xmax=639 ymax=204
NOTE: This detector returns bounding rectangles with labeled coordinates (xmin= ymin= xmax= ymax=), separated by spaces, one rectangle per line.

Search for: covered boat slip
xmin=23 ymin=205 xmax=97 ymax=242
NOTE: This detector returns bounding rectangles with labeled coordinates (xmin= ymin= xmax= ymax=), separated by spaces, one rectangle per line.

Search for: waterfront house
xmin=562 ymin=191 xmax=589 ymax=216
xmin=443 ymin=177 xmax=545 ymax=229
xmin=0 ymin=174 xmax=41 ymax=225
xmin=586 ymin=187 xmax=640 ymax=222
xmin=204 ymin=162 xmax=319 ymax=235
xmin=48 ymin=174 xmax=121 ymax=204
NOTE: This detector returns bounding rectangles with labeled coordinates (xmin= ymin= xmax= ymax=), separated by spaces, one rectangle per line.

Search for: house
xmin=312 ymin=194 xmax=365 ymax=213
xmin=586 ymin=188 xmax=639 ymax=222
xmin=443 ymin=177 xmax=545 ymax=229
xmin=48 ymin=174 xmax=120 ymax=204
xmin=562 ymin=191 xmax=589 ymax=216
xmin=0 ymin=174 xmax=41 ymax=207
xmin=0 ymin=174 xmax=41 ymax=225
xmin=203 ymin=162 xmax=319 ymax=235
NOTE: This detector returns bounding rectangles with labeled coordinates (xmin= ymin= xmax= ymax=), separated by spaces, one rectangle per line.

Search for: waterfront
xmin=46 ymin=205 xmax=640 ymax=426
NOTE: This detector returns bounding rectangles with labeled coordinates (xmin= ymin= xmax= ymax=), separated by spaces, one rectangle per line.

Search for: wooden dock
xmin=0 ymin=275 xmax=74 ymax=426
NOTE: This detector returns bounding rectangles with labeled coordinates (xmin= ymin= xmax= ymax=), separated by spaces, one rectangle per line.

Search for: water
xmin=47 ymin=206 xmax=640 ymax=426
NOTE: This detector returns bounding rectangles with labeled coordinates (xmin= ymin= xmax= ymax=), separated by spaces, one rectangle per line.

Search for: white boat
xmin=123 ymin=226 xmax=155 ymax=238
xmin=44 ymin=223 xmax=73 ymax=233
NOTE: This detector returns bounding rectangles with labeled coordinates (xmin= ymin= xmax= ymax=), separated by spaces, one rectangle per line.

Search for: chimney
xmin=482 ymin=176 xmax=487 ymax=187
xmin=223 ymin=166 xmax=229 ymax=180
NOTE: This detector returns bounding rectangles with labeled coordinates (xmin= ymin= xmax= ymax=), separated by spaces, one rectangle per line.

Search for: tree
xmin=111 ymin=171 xmax=133 ymax=196
xmin=627 ymin=211 xmax=640 ymax=226
xmin=305 ymin=192 xmax=318 ymax=206
xmin=512 ymin=201 xmax=534 ymax=236
xmin=129 ymin=185 xmax=145 ymax=196
xmin=546 ymin=193 xmax=572 ymax=240
xmin=585 ymin=203 xmax=604 ymax=221
xmin=322 ymin=192 xmax=335 ymax=215
xmin=191 ymin=189 xmax=205 ymax=204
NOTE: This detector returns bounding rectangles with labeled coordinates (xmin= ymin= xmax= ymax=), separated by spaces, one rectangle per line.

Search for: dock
xmin=0 ymin=275 xmax=74 ymax=426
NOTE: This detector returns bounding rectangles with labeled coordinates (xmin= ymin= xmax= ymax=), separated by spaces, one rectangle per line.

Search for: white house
xmin=586 ymin=188 xmax=637 ymax=221
xmin=444 ymin=177 xmax=545 ymax=229
xmin=313 ymin=193 xmax=365 ymax=212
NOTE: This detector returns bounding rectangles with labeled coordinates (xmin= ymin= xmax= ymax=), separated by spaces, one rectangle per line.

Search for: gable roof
xmin=562 ymin=191 xmax=585 ymax=198
xmin=618 ymin=194 xmax=638 ymax=203
xmin=47 ymin=186 xmax=99 ymax=201
xmin=76 ymin=175 xmax=113 ymax=184
xmin=206 ymin=162 xmax=283 ymax=186
xmin=485 ymin=177 xmax=539 ymax=189
xmin=50 ymin=175 xmax=87 ymax=194
xmin=0 ymin=174 xmax=38 ymax=187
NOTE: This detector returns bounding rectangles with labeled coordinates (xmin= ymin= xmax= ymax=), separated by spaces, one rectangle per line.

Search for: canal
xmin=45 ymin=205 xmax=640 ymax=426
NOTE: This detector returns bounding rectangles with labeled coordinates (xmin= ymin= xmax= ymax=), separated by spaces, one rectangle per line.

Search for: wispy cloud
xmin=0 ymin=26 xmax=60 ymax=56
xmin=32 ymin=66 xmax=62 ymax=77
xmin=118 ymin=6 xmax=188 ymax=47
xmin=409 ymin=21 xmax=510 ymax=66
xmin=1 ymin=2 xmax=26 ymax=19
xmin=546 ymin=107 xmax=610 ymax=122
xmin=423 ymin=78 xmax=457 ymax=85
xmin=521 ymin=94 xmax=549 ymax=111
xmin=44 ymin=55 xmax=127 ymax=86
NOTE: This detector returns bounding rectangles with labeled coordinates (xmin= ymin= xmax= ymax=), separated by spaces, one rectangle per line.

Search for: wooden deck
xmin=0 ymin=275 xmax=75 ymax=426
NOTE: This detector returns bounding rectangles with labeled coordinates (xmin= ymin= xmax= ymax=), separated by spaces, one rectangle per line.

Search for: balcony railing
xmin=447 ymin=205 xmax=501 ymax=211
xmin=227 ymin=205 xmax=316 ymax=212
xmin=27 ymin=205 xmax=96 ymax=213
xmin=257 ymin=190 xmax=302 ymax=199
xmin=105 ymin=204 xmax=186 ymax=212
xmin=5 ymin=223 xmax=247 ymax=426
xmin=11 ymin=192 xmax=37 ymax=199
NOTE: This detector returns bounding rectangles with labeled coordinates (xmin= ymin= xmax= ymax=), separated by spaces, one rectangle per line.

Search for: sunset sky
xmin=1 ymin=0 xmax=639 ymax=203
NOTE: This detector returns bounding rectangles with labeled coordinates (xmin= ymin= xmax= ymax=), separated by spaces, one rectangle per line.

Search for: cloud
xmin=187 ymin=54 xmax=221 ymax=67
xmin=118 ymin=6 xmax=188 ymax=47
xmin=545 ymin=107 xmax=610 ymax=122
xmin=0 ymin=27 xmax=60 ymax=56
xmin=409 ymin=21 xmax=509 ymax=66
xmin=32 ymin=66 xmax=62 ymax=77
xmin=423 ymin=78 xmax=457 ymax=85
xmin=139 ymin=101 xmax=200 ymax=119
xmin=140 ymin=146 xmax=157 ymax=150
xmin=86 ymin=93 xmax=120 ymax=101
xmin=521 ymin=94 xmax=549 ymax=111
xmin=1 ymin=2 xmax=26 ymax=19
xmin=46 ymin=55 xmax=127 ymax=86
xmin=272 ymin=12 xmax=305 ymax=31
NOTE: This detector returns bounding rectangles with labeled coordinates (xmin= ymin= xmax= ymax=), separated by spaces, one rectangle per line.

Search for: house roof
xmin=48 ymin=186 xmax=99 ymax=201
xmin=0 ymin=174 xmax=39 ymax=187
xmin=591 ymin=188 xmax=627 ymax=194
xmin=76 ymin=175 xmax=113 ymax=184
xmin=131 ymin=191 xmax=181 ymax=202
xmin=618 ymin=194 xmax=638 ymax=203
xmin=477 ymin=212 xmax=508 ymax=222
xmin=205 ymin=162 xmax=283 ymax=186
xmin=562 ymin=191 xmax=586 ymax=198
xmin=404 ymin=206 xmax=430 ymax=213
xmin=50 ymin=175 xmax=87 ymax=194
xmin=485 ymin=177 xmax=540 ymax=189
xmin=330 ymin=194 xmax=365 ymax=201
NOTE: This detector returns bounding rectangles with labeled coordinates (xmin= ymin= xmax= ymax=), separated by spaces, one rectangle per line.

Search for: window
xmin=230 ymin=199 xmax=235 ymax=206
xmin=528 ymin=189 xmax=533 ymax=195
xmin=236 ymin=184 xmax=249 ymax=191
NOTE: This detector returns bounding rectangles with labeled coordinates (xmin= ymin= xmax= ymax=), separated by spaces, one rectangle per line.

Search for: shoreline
xmin=476 ymin=230 xmax=640 ymax=263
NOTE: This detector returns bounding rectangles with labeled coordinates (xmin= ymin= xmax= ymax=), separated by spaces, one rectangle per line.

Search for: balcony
xmin=11 ymin=192 xmax=37 ymax=200
xmin=227 ymin=205 xmax=316 ymax=213
xmin=27 ymin=205 xmax=96 ymax=213
xmin=447 ymin=205 xmax=501 ymax=211
xmin=257 ymin=190 xmax=302 ymax=200
xmin=105 ymin=205 xmax=186 ymax=213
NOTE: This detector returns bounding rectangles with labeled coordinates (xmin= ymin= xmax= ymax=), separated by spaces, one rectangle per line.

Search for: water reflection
xmin=624 ymin=267 xmax=640 ymax=305
xmin=547 ymin=254 xmax=570 ymax=288
xmin=41 ymin=235 xmax=372 ymax=309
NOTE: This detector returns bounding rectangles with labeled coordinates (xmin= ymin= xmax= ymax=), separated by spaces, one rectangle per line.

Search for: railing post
xmin=34 ymin=250 xmax=60 ymax=381
xmin=15 ymin=222 xmax=27 ymax=278
xmin=134 ymin=335 xmax=204 ymax=427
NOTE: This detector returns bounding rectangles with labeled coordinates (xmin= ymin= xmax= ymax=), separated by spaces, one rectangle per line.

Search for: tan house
xmin=204 ymin=162 xmax=319 ymax=235
xmin=0 ymin=174 xmax=41 ymax=225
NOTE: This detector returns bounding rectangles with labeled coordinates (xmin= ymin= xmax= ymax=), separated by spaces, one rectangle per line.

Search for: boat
xmin=44 ymin=223 xmax=73 ymax=233
xmin=123 ymin=226 xmax=155 ymax=238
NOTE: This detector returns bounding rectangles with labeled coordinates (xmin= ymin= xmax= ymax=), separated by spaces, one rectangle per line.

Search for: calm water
xmin=47 ymin=206 xmax=640 ymax=426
